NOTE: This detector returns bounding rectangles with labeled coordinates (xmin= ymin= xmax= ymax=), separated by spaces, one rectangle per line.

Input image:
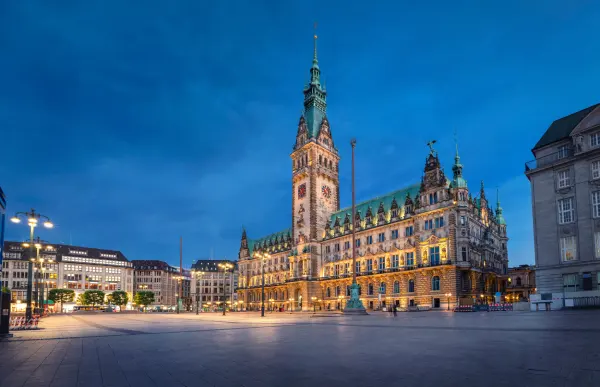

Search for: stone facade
xmin=526 ymin=103 xmax=600 ymax=297
xmin=507 ymin=264 xmax=536 ymax=302
xmin=237 ymin=36 xmax=510 ymax=312
xmin=191 ymin=260 xmax=238 ymax=311
xmin=132 ymin=260 xmax=180 ymax=309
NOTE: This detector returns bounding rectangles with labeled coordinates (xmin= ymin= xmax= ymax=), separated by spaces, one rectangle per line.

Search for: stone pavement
xmin=1 ymin=310 xmax=599 ymax=387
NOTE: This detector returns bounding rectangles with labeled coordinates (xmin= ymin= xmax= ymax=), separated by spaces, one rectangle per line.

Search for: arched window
xmin=336 ymin=286 xmax=341 ymax=297
xmin=516 ymin=277 xmax=522 ymax=286
xmin=432 ymin=276 xmax=440 ymax=291
xmin=393 ymin=281 xmax=400 ymax=294
xmin=380 ymin=282 xmax=386 ymax=294
xmin=326 ymin=287 xmax=331 ymax=297
xmin=408 ymin=279 xmax=415 ymax=293
xmin=368 ymin=283 xmax=374 ymax=295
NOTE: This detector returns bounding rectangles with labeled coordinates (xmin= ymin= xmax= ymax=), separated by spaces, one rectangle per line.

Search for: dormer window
xmin=405 ymin=205 xmax=412 ymax=214
xmin=391 ymin=209 xmax=398 ymax=218
xmin=557 ymin=145 xmax=570 ymax=159
xmin=323 ymin=138 xmax=330 ymax=146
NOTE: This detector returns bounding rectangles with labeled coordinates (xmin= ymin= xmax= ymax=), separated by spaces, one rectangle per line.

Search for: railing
xmin=572 ymin=296 xmax=600 ymax=309
xmin=525 ymin=147 xmax=573 ymax=172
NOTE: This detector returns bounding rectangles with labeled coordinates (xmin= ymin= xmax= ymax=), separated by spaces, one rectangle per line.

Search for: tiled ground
xmin=1 ymin=310 xmax=599 ymax=387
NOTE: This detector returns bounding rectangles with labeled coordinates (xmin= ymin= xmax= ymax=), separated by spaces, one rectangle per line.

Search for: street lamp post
xmin=194 ymin=270 xmax=205 ymax=315
xmin=11 ymin=209 xmax=54 ymax=320
xmin=311 ymin=296 xmax=317 ymax=313
xmin=289 ymin=297 xmax=294 ymax=313
xmin=343 ymin=139 xmax=367 ymax=315
xmin=445 ymin=292 xmax=452 ymax=311
xmin=253 ymin=252 xmax=270 ymax=317
xmin=218 ymin=262 xmax=234 ymax=316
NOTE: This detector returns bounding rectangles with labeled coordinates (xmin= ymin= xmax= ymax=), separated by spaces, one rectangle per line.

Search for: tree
xmin=134 ymin=291 xmax=155 ymax=311
xmin=110 ymin=291 xmax=129 ymax=311
xmin=82 ymin=290 xmax=105 ymax=309
xmin=48 ymin=289 xmax=75 ymax=313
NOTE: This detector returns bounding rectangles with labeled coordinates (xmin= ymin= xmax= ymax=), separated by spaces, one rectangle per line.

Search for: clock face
xmin=322 ymin=185 xmax=331 ymax=199
xmin=298 ymin=183 xmax=306 ymax=199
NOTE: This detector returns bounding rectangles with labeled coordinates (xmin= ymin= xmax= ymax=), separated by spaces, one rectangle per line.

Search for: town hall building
xmin=236 ymin=35 xmax=510 ymax=311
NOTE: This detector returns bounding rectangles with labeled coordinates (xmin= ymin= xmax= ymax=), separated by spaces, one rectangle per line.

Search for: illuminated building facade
xmin=236 ymin=35 xmax=510 ymax=311
xmin=132 ymin=260 xmax=181 ymax=309
xmin=2 ymin=241 xmax=133 ymax=311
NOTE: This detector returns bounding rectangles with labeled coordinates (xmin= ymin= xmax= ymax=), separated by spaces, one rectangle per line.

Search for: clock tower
xmin=291 ymin=32 xmax=339 ymax=251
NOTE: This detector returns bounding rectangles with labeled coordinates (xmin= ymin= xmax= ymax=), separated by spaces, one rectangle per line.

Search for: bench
xmin=531 ymin=300 xmax=552 ymax=311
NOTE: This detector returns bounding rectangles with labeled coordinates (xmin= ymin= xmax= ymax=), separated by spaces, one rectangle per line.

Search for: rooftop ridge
xmin=332 ymin=183 xmax=421 ymax=216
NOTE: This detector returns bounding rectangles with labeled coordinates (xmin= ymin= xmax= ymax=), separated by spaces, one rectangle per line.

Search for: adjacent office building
xmin=191 ymin=260 xmax=238 ymax=311
xmin=0 ymin=188 xmax=5 ymax=274
xmin=132 ymin=260 xmax=182 ymax=309
xmin=526 ymin=103 xmax=600 ymax=299
xmin=506 ymin=265 xmax=536 ymax=302
xmin=2 ymin=241 xmax=133 ymax=311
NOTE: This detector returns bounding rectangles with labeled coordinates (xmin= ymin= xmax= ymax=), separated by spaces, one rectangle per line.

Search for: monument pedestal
xmin=343 ymin=283 xmax=368 ymax=315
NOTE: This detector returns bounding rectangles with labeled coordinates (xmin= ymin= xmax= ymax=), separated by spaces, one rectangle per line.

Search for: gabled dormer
xmin=418 ymin=141 xmax=449 ymax=211
xmin=377 ymin=202 xmax=386 ymax=225
xmin=390 ymin=198 xmax=399 ymax=219
xmin=354 ymin=211 xmax=362 ymax=230
xmin=404 ymin=193 xmax=414 ymax=216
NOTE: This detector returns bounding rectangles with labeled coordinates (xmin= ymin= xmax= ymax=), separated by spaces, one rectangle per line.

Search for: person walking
xmin=393 ymin=303 xmax=397 ymax=317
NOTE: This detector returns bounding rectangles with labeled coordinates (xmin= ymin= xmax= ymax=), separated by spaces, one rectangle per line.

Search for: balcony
xmin=525 ymin=147 xmax=573 ymax=173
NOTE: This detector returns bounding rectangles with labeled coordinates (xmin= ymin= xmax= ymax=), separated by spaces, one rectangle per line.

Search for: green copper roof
xmin=248 ymin=228 xmax=292 ymax=255
xmin=329 ymin=183 xmax=421 ymax=224
xmin=496 ymin=191 xmax=506 ymax=225
xmin=302 ymin=34 xmax=327 ymax=139
xmin=450 ymin=144 xmax=468 ymax=188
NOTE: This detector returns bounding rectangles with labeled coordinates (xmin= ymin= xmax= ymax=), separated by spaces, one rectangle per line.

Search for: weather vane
xmin=427 ymin=139 xmax=437 ymax=155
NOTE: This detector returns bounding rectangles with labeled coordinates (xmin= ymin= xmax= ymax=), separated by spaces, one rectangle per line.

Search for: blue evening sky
xmin=2 ymin=1 xmax=599 ymax=267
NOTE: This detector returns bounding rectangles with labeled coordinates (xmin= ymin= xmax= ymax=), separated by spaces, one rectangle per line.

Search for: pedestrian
xmin=393 ymin=304 xmax=397 ymax=317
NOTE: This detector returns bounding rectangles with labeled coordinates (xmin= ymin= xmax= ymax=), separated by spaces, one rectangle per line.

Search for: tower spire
xmin=496 ymin=188 xmax=506 ymax=225
xmin=299 ymin=24 xmax=327 ymax=140
xmin=450 ymin=133 xmax=467 ymax=189
xmin=313 ymin=22 xmax=318 ymax=64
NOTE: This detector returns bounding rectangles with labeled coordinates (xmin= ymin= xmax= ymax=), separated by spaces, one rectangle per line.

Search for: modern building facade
xmin=0 ymin=188 xmax=5 ymax=273
xmin=132 ymin=260 xmax=181 ymax=309
xmin=526 ymin=103 xmax=600 ymax=300
xmin=2 ymin=241 xmax=133 ymax=311
xmin=191 ymin=260 xmax=238 ymax=311
xmin=506 ymin=265 xmax=536 ymax=302
xmin=236 ymin=35 xmax=510 ymax=311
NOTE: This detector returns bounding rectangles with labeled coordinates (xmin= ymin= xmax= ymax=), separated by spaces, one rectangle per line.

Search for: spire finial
xmin=427 ymin=139 xmax=437 ymax=155
xmin=313 ymin=22 xmax=318 ymax=63
xmin=496 ymin=188 xmax=501 ymax=208
xmin=454 ymin=128 xmax=459 ymax=158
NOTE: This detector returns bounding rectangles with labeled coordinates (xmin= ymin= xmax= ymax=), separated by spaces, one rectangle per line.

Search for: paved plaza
xmin=1 ymin=310 xmax=599 ymax=387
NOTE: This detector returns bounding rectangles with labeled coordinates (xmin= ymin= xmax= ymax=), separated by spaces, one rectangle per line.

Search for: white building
xmin=1 ymin=241 xmax=133 ymax=312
